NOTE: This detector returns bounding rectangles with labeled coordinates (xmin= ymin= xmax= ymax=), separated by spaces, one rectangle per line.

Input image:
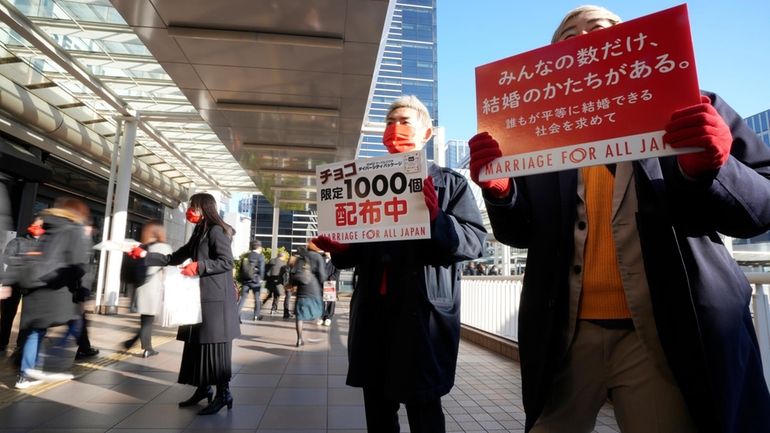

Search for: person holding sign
xmin=314 ymin=95 xmax=486 ymax=433
xmin=469 ymin=5 xmax=770 ymax=433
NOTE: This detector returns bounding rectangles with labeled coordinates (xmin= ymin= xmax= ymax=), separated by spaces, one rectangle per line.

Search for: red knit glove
xmin=180 ymin=261 xmax=199 ymax=277
xmin=423 ymin=176 xmax=439 ymax=221
xmin=469 ymin=132 xmax=511 ymax=198
xmin=663 ymin=95 xmax=732 ymax=178
xmin=312 ymin=235 xmax=349 ymax=254
xmin=128 ymin=246 xmax=146 ymax=259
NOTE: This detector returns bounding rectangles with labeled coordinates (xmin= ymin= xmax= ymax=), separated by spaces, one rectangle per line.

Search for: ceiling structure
xmin=0 ymin=0 xmax=390 ymax=209
xmin=110 ymin=0 xmax=389 ymax=209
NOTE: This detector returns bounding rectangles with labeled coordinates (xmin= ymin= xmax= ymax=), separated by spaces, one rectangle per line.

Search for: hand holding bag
xmin=157 ymin=265 xmax=202 ymax=327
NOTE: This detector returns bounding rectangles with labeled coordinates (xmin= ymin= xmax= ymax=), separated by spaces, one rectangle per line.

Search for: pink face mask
xmin=186 ymin=208 xmax=202 ymax=224
xmin=383 ymin=124 xmax=417 ymax=154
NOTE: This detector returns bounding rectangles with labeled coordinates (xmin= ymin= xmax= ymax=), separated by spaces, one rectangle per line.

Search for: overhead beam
xmin=248 ymin=168 xmax=316 ymax=177
xmin=242 ymin=142 xmax=336 ymax=154
xmin=167 ymin=26 xmax=343 ymax=49
xmin=216 ymin=102 xmax=339 ymax=117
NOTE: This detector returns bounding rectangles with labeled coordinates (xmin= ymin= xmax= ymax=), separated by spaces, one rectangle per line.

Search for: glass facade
xmin=358 ymin=0 xmax=437 ymax=160
xmin=245 ymin=194 xmax=318 ymax=253
xmin=445 ymin=139 xmax=469 ymax=169
xmin=745 ymin=109 xmax=770 ymax=147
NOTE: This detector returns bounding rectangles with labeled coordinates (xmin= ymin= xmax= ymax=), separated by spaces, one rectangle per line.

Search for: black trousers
xmin=0 ymin=286 xmax=21 ymax=348
xmin=362 ymin=386 xmax=446 ymax=433
xmin=322 ymin=300 xmax=336 ymax=320
xmin=77 ymin=311 xmax=92 ymax=351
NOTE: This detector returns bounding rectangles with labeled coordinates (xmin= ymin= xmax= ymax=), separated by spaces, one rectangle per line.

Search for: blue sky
xmin=437 ymin=1 xmax=770 ymax=142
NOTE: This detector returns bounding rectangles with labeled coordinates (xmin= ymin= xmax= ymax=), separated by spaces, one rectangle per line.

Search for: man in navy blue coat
xmin=469 ymin=6 xmax=770 ymax=433
xmin=315 ymin=95 xmax=486 ymax=433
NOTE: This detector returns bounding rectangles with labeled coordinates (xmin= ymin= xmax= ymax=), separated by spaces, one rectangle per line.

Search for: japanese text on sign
xmin=316 ymin=150 xmax=431 ymax=244
xmin=475 ymin=5 xmax=701 ymax=179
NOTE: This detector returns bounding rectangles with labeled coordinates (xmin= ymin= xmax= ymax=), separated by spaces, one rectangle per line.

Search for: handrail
xmin=460 ymin=272 xmax=770 ymax=390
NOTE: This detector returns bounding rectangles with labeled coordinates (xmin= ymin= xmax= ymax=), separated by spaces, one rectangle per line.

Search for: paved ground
xmin=0 ymin=296 xmax=620 ymax=432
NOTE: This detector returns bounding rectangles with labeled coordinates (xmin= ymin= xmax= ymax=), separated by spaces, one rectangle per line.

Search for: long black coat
xmin=486 ymin=92 xmax=770 ymax=432
xmin=146 ymin=223 xmax=240 ymax=344
xmin=19 ymin=210 xmax=85 ymax=330
xmin=332 ymin=163 xmax=486 ymax=403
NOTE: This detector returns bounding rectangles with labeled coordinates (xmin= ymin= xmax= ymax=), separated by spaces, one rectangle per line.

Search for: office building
xmin=446 ymin=139 xmax=469 ymax=169
xmin=358 ymin=0 xmax=438 ymax=159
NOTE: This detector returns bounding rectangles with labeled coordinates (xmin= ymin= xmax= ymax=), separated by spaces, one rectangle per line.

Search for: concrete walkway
xmin=0 ymin=297 xmax=620 ymax=432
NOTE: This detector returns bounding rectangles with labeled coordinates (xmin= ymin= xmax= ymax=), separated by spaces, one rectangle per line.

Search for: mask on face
xmin=186 ymin=208 xmax=202 ymax=224
xmin=27 ymin=224 xmax=45 ymax=237
xmin=383 ymin=124 xmax=417 ymax=154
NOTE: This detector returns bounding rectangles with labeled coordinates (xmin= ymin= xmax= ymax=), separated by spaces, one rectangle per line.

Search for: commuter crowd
xmin=1 ymin=5 xmax=769 ymax=433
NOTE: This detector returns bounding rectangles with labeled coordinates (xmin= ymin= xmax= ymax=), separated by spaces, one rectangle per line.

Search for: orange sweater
xmin=579 ymin=165 xmax=631 ymax=319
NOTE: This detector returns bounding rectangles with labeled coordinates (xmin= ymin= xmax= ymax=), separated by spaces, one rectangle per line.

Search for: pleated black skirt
xmin=178 ymin=341 xmax=232 ymax=386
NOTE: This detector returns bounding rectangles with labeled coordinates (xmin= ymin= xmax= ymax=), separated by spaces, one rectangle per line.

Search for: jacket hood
xmin=40 ymin=208 xmax=85 ymax=224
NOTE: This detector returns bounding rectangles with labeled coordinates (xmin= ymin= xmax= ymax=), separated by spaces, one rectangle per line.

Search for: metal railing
xmin=460 ymin=273 xmax=770 ymax=389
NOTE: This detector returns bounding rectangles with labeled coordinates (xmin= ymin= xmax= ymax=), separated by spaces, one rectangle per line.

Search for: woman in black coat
xmin=130 ymin=193 xmax=240 ymax=415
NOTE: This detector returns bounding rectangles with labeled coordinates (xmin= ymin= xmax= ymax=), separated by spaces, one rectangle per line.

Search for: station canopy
xmin=0 ymin=0 xmax=389 ymax=209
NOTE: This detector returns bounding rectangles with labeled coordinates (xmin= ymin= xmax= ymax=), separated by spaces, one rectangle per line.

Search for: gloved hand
xmin=469 ymin=132 xmax=511 ymax=198
xmin=180 ymin=261 xmax=199 ymax=277
xmin=663 ymin=95 xmax=732 ymax=178
xmin=423 ymin=176 xmax=439 ymax=221
xmin=128 ymin=245 xmax=146 ymax=259
xmin=312 ymin=235 xmax=349 ymax=255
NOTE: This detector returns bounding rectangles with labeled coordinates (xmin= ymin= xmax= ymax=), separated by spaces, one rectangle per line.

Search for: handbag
xmin=157 ymin=266 xmax=202 ymax=327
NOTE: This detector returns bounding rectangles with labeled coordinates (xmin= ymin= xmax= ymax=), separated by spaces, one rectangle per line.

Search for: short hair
xmin=387 ymin=95 xmax=432 ymax=129
xmin=551 ymin=5 xmax=622 ymax=43
xmin=141 ymin=220 xmax=166 ymax=243
xmin=250 ymin=240 xmax=262 ymax=250
xmin=53 ymin=196 xmax=90 ymax=224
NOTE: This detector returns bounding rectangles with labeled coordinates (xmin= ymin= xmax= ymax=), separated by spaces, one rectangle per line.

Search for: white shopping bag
xmin=157 ymin=266 xmax=202 ymax=327
xmin=322 ymin=281 xmax=337 ymax=302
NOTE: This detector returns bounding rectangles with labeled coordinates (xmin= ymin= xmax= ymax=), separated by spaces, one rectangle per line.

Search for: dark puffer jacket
xmin=19 ymin=209 xmax=86 ymax=330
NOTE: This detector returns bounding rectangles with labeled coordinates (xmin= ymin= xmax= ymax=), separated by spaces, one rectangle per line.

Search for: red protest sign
xmin=475 ymin=4 xmax=701 ymax=179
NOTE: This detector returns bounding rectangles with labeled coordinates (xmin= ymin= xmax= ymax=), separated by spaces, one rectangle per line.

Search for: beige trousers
xmin=530 ymin=320 xmax=697 ymax=433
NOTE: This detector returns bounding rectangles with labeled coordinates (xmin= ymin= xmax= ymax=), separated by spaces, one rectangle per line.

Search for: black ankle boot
xmin=198 ymin=384 xmax=233 ymax=415
xmin=178 ymin=386 xmax=213 ymax=407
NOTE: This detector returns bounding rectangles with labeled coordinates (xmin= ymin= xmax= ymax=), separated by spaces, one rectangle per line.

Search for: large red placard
xmin=475 ymin=4 xmax=701 ymax=179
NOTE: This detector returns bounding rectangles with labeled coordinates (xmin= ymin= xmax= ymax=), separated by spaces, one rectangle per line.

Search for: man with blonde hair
xmin=314 ymin=95 xmax=486 ymax=432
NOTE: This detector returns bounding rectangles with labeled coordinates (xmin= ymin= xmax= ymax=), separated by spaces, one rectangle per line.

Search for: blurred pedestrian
xmin=264 ymin=251 xmax=290 ymax=319
xmin=291 ymin=242 xmax=326 ymax=347
xmin=319 ymin=251 xmax=339 ymax=326
xmin=58 ymin=222 xmax=100 ymax=360
xmin=122 ymin=220 xmax=171 ymax=358
xmin=15 ymin=197 xmax=90 ymax=389
xmin=129 ymin=193 xmax=240 ymax=415
xmin=1 ymin=216 xmax=43 ymax=354
xmin=238 ymin=240 xmax=264 ymax=321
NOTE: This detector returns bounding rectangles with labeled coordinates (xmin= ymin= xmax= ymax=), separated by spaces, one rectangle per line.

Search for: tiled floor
xmin=0 ymin=297 xmax=620 ymax=432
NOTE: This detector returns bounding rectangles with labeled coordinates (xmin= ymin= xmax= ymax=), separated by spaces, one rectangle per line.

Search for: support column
xmin=94 ymin=119 xmax=123 ymax=313
xmin=753 ymin=283 xmax=770 ymax=391
xmin=102 ymin=117 xmax=137 ymax=314
xmin=502 ymin=243 xmax=511 ymax=276
xmin=271 ymin=196 xmax=280 ymax=253
xmin=433 ymin=126 xmax=446 ymax=167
